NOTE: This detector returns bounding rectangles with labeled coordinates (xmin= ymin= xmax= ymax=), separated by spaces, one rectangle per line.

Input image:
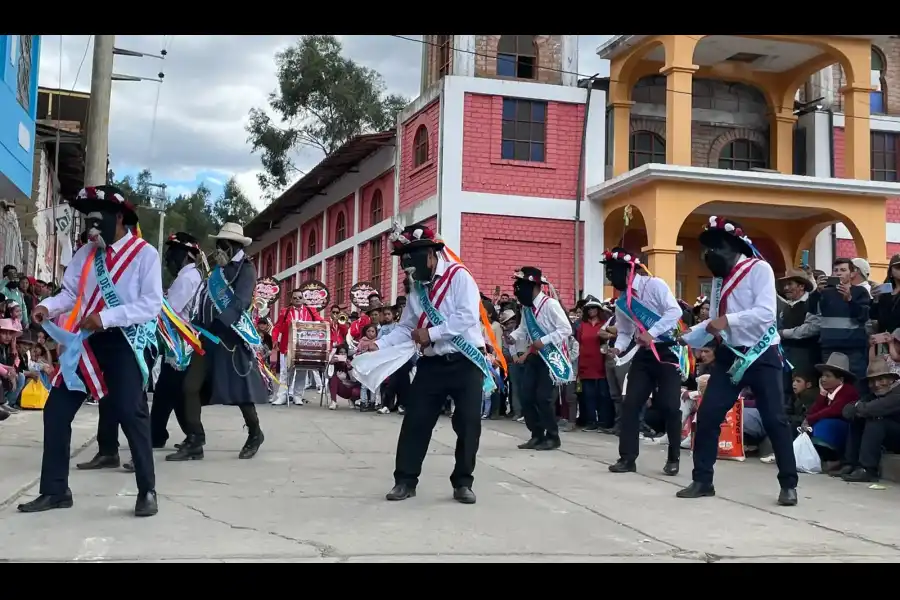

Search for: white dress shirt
xmin=690 ymin=257 xmax=780 ymax=348
xmin=509 ymin=291 xmax=572 ymax=353
xmin=378 ymin=257 xmax=484 ymax=357
xmin=613 ymin=274 xmax=683 ymax=353
xmin=167 ymin=263 xmax=203 ymax=321
xmin=40 ymin=230 xmax=163 ymax=330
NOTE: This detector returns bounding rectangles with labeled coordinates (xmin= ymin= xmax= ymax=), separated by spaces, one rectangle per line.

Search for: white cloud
xmin=39 ymin=35 xmax=612 ymax=212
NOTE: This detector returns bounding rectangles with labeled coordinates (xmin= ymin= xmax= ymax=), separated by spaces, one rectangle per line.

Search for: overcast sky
xmin=38 ymin=35 xmax=612 ymax=209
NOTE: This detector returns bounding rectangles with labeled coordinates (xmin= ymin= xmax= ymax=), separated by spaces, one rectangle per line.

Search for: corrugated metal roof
xmin=244 ymin=130 xmax=396 ymax=240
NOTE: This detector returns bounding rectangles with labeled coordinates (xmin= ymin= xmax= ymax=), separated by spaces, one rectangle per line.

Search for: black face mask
xmin=703 ymin=246 xmax=740 ymax=278
xmin=606 ymin=265 xmax=628 ymax=292
xmin=85 ymin=211 xmax=119 ymax=249
xmin=401 ymin=250 xmax=433 ymax=282
xmin=164 ymin=246 xmax=189 ymax=277
xmin=513 ymin=281 xmax=536 ymax=307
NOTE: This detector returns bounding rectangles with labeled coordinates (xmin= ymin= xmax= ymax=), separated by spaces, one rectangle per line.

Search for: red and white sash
xmin=51 ymin=236 xmax=148 ymax=399
xmin=416 ymin=263 xmax=466 ymax=330
xmin=713 ymin=258 xmax=760 ymax=318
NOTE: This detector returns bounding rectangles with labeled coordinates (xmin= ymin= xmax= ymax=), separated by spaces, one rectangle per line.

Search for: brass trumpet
xmin=336 ymin=312 xmax=349 ymax=325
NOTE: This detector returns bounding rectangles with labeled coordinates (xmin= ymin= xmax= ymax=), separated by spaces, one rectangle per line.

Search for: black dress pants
xmin=692 ymin=345 xmax=798 ymax=488
xmin=394 ymin=353 xmax=483 ymax=489
xmin=40 ymin=330 xmax=155 ymax=495
xmin=618 ymin=345 xmax=682 ymax=463
xmin=149 ymin=363 xmax=189 ymax=446
xmin=845 ymin=416 xmax=900 ymax=470
xmin=520 ymin=354 xmax=558 ymax=441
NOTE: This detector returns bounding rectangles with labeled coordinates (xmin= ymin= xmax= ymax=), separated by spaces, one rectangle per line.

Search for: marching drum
xmin=287 ymin=321 xmax=331 ymax=369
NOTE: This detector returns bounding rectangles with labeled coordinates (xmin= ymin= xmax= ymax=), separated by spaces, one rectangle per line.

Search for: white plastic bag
xmin=151 ymin=355 xmax=162 ymax=387
xmin=351 ymin=340 xmax=418 ymax=392
xmin=793 ymin=431 xmax=822 ymax=474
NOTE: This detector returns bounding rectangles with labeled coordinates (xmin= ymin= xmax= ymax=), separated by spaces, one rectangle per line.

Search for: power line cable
xmin=393 ymin=35 xmax=891 ymax=124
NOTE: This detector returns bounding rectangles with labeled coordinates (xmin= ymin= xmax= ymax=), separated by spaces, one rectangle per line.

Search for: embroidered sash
xmin=207 ymin=265 xmax=262 ymax=349
xmin=614 ymin=294 xmax=691 ymax=380
xmin=415 ymin=281 xmax=497 ymax=394
xmin=94 ymin=250 xmax=157 ymax=389
xmin=522 ymin=303 xmax=574 ymax=385
xmin=708 ymin=259 xmax=791 ymax=385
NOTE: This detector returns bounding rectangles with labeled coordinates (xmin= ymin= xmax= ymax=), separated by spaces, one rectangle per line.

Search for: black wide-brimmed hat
xmin=582 ymin=294 xmax=604 ymax=310
xmin=165 ymin=232 xmax=201 ymax=254
xmin=513 ymin=266 xmax=547 ymax=284
xmin=600 ymin=247 xmax=645 ymax=269
xmin=389 ymin=222 xmax=445 ymax=256
xmin=699 ymin=216 xmax=754 ymax=257
xmin=69 ymin=185 xmax=139 ymax=226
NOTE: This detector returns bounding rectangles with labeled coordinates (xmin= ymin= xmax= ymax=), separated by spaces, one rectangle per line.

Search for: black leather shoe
xmin=676 ymin=481 xmax=715 ymax=499
xmin=123 ymin=461 xmax=134 ymax=472
xmin=76 ymin=453 xmax=120 ymax=470
xmin=239 ymin=430 xmax=265 ymax=459
xmin=608 ymin=459 xmax=636 ymax=473
xmin=453 ymin=486 xmax=476 ymax=504
xmin=832 ymin=464 xmax=855 ymax=478
xmin=517 ymin=437 xmax=542 ymax=450
xmin=385 ymin=484 xmax=416 ymax=501
xmin=535 ymin=437 xmax=561 ymax=451
xmin=777 ymin=487 xmax=798 ymax=506
xmin=17 ymin=490 xmax=74 ymax=513
xmin=166 ymin=436 xmax=205 ymax=462
xmin=841 ymin=467 xmax=878 ymax=483
xmin=663 ymin=460 xmax=680 ymax=476
xmin=134 ymin=491 xmax=158 ymax=517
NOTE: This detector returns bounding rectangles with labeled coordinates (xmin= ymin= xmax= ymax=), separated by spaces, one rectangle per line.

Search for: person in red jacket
xmin=270 ymin=289 xmax=325 ymax=405
xmin=328 ymin=304 xmax=349 ymax=350
xmin=575 ymin=296 xmax=615 ymax=431
xmin=805 ymin=352 xmax=859 ymax=469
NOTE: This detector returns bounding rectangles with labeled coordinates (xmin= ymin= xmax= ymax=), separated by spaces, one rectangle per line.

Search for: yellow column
xmin=642 ymin=246 xmax=682 ymax=291
xmin=661 ymin=66 xmax=696 ymax=167
xmin=770 ymin=111 xmax=796 ymax=174
xmin=610 ymin=100 xmax=634 ymax=177
xmin=843 ymin=85 xmax=872 ymax=180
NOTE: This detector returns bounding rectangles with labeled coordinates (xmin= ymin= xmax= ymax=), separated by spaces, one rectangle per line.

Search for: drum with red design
xmin=287 ymin=321 xmax=331 ymax=369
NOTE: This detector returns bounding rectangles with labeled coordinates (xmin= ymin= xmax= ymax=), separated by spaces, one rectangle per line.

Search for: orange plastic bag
xmin=690 ymin=393 xmax=745 ymax=462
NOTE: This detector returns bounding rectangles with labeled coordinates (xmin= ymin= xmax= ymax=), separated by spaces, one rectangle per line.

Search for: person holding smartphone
xmin=804 ymin=259 xmax=871 ymax=391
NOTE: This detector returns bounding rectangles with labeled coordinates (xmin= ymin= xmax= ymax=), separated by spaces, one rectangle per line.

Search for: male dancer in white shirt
xmin=18 ymin=185 xmax=163 ymax=517
xmin=357 ymin=223 xmax=486 ymax=504
xmin=152 ymin=232 xmax=204 ymax=460
xmin=677 ymin=216 xmax=798 ymax=506
xmin=603 ymin=248 xmax=685 ymax=476
xmin=508 ymin=266 xmax=573 ymax=451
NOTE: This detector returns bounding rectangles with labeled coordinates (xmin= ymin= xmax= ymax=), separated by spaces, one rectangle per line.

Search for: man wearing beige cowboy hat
xmin=839 ymin=356 xmax=900 ymax=482
xmin=778 ymin=268 xmax=819 ymax=390
xmin=178 ymin=219 xmax=269 ymax=463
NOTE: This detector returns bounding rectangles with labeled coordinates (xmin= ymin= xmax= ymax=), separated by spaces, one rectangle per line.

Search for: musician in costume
xmin=330 ymin=304 xmax=350 ymax=350
xmin=356 ymin=223 xmax=488 ymax=505
xmin=271 ymin=287 xmax=326 ymax=405
xmin=508 ymin=267 xmax=573 ymax=451
xmin=181 ymin=221 xmax=268 ymax=460
xmin=18 ymin=185 xmax=162 ymax=517
xmin=602 ymin=248 xmax=685 ymax=476
xmin=147 ymin=232 xmax=204 ymax=456
xmin=677 ymin=216 xmax=798 ymax=506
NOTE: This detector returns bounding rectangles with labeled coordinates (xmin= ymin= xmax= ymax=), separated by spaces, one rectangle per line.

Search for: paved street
xmin=2 ymin=394 xmax=900 ymax=562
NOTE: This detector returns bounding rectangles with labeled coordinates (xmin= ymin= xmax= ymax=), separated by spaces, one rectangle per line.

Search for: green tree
xmin=211 ymin=177 xmax=257 ymax=227
xmin=246 ymin=35 xmax=409 ymax=196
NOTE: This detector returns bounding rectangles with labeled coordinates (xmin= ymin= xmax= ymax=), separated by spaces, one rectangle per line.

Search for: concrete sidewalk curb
xmin=0 ymin=432 xmax=98 ymax=510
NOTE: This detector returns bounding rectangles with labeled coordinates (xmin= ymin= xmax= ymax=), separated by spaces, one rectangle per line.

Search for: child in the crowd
xmin=379 ymin=306 xmax=397 ymax=337
xmin=0 ymin=318 xmax=24 ymax=411
xmin=24 ymin=342 xmax=53 ymax=390
xmin=359 ymin=323 xmax=380 ymax=412
xmin=327 ymin=343 xmax=360 ymax=410
xmin=481 ymin=348 xmax=505 ymax=419
xmin=786 ymin=370 xmax=819 ymax=432
xmin=869 ymin=328 xmax=900 ymax=376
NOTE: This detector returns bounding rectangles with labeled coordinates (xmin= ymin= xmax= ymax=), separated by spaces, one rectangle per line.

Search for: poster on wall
xmin=252 ymin=277 xmax=281 ymax=321
xmin=298 ymin=279 xmax=330 ymax=311
xmin=349 ymin=281 xmax=377 ymax=312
